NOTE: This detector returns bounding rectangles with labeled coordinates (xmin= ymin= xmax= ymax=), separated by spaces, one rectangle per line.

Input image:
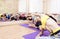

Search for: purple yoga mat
xmin=20 ymin=24 xmax=50 ymax=39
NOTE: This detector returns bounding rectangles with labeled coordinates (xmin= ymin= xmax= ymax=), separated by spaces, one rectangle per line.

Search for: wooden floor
xmin=0 ymin=21 xmax=35 ymax=39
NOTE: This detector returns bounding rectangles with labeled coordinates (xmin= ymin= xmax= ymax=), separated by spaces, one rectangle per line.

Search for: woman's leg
xmin=46 ymin=18 xmax=60 ymax=36
xmin=36 ymin=26 xmax=44 ymax=36
xmin=46 ymin=26 xmax=53 ymax=34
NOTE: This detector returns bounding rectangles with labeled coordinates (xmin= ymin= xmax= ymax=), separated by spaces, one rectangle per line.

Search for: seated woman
xmin=27 ymin=16 xmax=33 ymax=21
xmin=6 ymin=14 xmax=11 ymax=20
xmin=1 ymin=14 xmax=8 ymax=21
xmin=20 ymin=13 xmax=35 ymax=27
xmin=0 ymin=14 xmax=2 ymax=21
xmin=19 ymin=14 xmax=27 ymax=20
xmin=26 ymin=14 xmax=34 ymax=26
xmin=10 ymin=15 xmax=17 ymax=21
xmin=35 ymin=14 xmax=60 ymax=39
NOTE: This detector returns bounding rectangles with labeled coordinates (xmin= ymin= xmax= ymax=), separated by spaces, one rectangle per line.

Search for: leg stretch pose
xmin=36 ymin=14 xmax=60 ymax=38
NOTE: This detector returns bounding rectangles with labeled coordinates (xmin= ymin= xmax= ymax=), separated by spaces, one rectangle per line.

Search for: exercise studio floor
xmin=0 ymin=21 xmax=36 ymax=39
xmin=0 ymin=21 xmax=59 ymax=39
xmin=0 ymin=23 xmax=36 ymax=39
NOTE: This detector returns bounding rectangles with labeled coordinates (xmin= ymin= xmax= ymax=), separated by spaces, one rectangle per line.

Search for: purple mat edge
xmin=20 ymin=24 xmax=52 ymax=39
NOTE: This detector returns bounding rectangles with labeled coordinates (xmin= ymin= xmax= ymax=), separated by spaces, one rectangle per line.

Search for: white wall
xmin=29 ymin=0 xmax=43 ymax=13
xmin=18 ymin=0 xmax=27 ymax=12
xmin=18 ymin=0 xmax=43 ymax=13
xmin=18 ymin=0 xmax=60 ymax=14
xmin=47 ymin=0 xmax=60 ymax=14
xmin=0 ymin=0 xmax=18 ymax=13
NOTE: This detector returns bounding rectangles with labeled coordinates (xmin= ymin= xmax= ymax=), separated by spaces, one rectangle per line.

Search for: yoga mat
xmin=20 ymin=24 xmax=50 ymax=39
xmin=58 ymin=24 xmax=60 ymax=26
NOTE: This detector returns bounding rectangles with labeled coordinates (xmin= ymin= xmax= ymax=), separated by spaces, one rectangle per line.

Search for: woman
xmin=36 ymin=14 xmax=60 ymax=38
xmin=19 ymin=14 xmax=27 ymax=20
